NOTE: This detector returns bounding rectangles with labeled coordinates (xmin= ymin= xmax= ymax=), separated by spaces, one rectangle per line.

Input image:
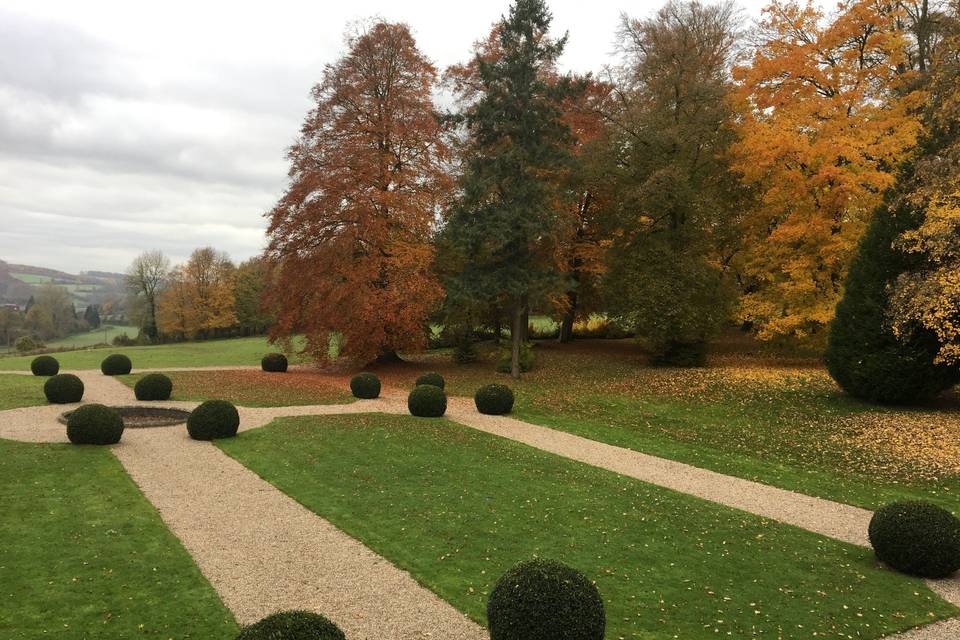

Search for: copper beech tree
xmin=264 ymin=22 xmax=450 ymax=364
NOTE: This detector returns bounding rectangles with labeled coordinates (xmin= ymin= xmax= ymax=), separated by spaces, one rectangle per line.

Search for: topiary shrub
xmin=408 ymin=384 xmax=447 ymax=417
xmin=475 ymin=384 xmax=514 ymax=415
xmin=66 ymin=403 xmax=124 ymax=445
xmin=44 ymin=373 xmax=84 ymax=404
xmin=134 ymin=373 xmax=173 ymax=401
xmin=101 ymin=354 xmax=132 ymax=376
xmin=30 ymin=355 xmax=59 ymax=376
xmin=868 ymin=501 xmax=960 ymax=578
xmin=826 ymin=200 xmax=960 ymax=404
xmin=496 ymin=343 xmax=535 ymax=374
xmin=187 ymin=400 xmax=240 ymax=440
xmin=415 ymin=372 xmax=445 ymax=389
xmin=261 ymin=353 xmax=288 ymax=373
xmin=487 ymin=558 xmax=605 ymax=640
xmin=350 ymin=372 xmax=381 ymax=399
xmin=236 ymin=610 xmax=346 ymax=640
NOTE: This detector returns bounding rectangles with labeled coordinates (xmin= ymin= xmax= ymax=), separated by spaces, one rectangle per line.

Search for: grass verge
xmin=219 ymin=413 xmax=956 ymax=639
xmin=0 ymin=374 xmax=47 ymax=410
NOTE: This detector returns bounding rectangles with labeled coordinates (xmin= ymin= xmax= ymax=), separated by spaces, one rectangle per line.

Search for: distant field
xmin=0 ymin=336 xmax=300 ymax=371
xmin=0 ymin=326 xmax=134 ymax=355
xmin=10 ymin=273 xmax=51 ymax=284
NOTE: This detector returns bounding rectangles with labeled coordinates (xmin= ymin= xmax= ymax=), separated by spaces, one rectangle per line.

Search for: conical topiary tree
xmin=825 ymin=194 xmax=958 ymax=403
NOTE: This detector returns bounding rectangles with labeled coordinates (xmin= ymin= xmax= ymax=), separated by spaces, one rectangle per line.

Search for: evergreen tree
xmin=440 ymin=0 xmax=579 ymax=378
xmin=83 ymin=304 xmax=101 ymax=329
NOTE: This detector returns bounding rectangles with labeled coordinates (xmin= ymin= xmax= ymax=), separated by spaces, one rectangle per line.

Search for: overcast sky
xmin=0 ymin=0 xmax=775 ymax=274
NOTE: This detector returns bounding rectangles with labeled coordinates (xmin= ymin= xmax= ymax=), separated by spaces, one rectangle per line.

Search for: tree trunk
xmin=510 ymin=296 xmax=525 ymax=380
xmin=520 ymin=305 xmax=530 ymax=343
xmin=558 ymin=291 xmax=577 ymax=343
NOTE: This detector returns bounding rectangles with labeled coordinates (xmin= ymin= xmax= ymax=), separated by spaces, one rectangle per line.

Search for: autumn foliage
xmin=730 ymin=0 xmax=922 ymax=344
xmin=265 ymin=21 xmax=449 ymax=364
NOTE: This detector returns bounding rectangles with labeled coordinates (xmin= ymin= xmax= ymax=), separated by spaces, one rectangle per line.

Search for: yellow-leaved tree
xmin=730 ymin=0 xmax=922 ymax=345
xmin=157 ymin=247 xmax=237 ymax=339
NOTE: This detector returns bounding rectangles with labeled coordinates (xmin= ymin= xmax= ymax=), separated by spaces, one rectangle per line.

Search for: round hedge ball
xmin=134 ymin=373 xmax=173 ymax=401
xmin=475 ymin=384 xmax=515 ymax=415
xmin=187 ymin=400 xmax=240 ymax=441
xmin=236 ymin=610 xmax=346 ymax=640
xmin=415 ymin=371 xmax=445 ymax=389
xmin=66 ymin=403 xmax=124 ymax=445
xmin=408 ymin=384 xmax=447 ymax=417
xmin=44 ymin=373 xmax=84 ymax=404
xmin=30 ymin=355 xmax=59 ymax=376
xmin=487 ymin=559 xmax=605 ymax=640
xmin=101 ymin=354 xmax=132 ymax=376
xmin=350 ymin=372 xmax=381 ymax=399
xmin=868 ymin=501 xmax=960 ymax=578
xmin=261 ymin=352 xmax=288 ymax=373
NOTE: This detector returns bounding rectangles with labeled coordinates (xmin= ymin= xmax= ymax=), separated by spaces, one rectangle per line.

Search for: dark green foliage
xmin=134 ymin=373 xmax=173 ymax=401
xmin=350 ymin=372 xmax=381 ymax=399
xmin=236 ymin=610 xmax=346 ymax=640
xmin=43 ymin=373 xmax=84 ymax=404
xmin=868 ymin=501 xmax=960 ymax=578
xmin=101 ymin=353 xmax=132 ymax=376
xmin=475 ymin=384 xmax=515 ymax=415
xmin=487 ymin=558 xmax=605 ymax=640
xmin=438 ymin=0 xmax=580 ymax=378
xmin=415 ymin=372 xmax=444 ymax=389
xmin=83 ymin=304 xmax=101 ymax=329
xmin=649 ymin=340 xmax=707 ymax=367
xmin=66 ymin=403 xmax=124 ymax=445
xmin=15 ymin=336 xmax=42 ymax=352
xmin=30 ymin=355 xmax=59 ymax=376
xmin=826 ymin=199 xmax=959 ymax=404
xmin=407 ymin=384 xmax=447 ymax=417
xmin=496 ymin=343 xmax=534 ymax=373
xmin=187 ymin=400 xmax=240 ymax=440
xmin=261 ymin=352 xmax=288 ymax=373
xmin=453 ymin=333 xmax=479 ymax=364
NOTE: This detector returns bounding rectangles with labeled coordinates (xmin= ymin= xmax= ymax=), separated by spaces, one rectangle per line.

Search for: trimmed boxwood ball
xmin=44 ymin=373 xmax=84 ymax=404
xmin=488 ymin=558 xmax=605 ymax=640
xmin=415 ymin=371 xmax=445 ymax=389
xmin=101 ymin=353 xmax=132 ymax=376
xmin=408 ymin=384 xmax=447 ymax=417
xmin=261 ymin=352 xmax=288 ymax=373
xmin=236 ymin=610 xmax=346 ymax=640
xmin=868 ymin=501 xmax=960 ymax=578
xmin=475 ymin=384 xmax=514 ymax=415
xmin=134 ymin=373 xmax=173 ymax=401
xmin=350 ymin=372 xmax=381 ymax=399
xmin=187 ymin=400 xmax=240 ymax=440
xmin=30 ymin=355 xmax=59 ymax=376
xmin=66 ymin=403 xmax=124 ymax=445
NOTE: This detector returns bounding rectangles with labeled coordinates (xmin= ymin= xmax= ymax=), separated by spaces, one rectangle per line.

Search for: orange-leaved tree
xmin=730 ymin=0 xmax=923 ymax=345
xmin=264 ymin=21 xmax=450 ymax=364
xmin=156 ymin=247 xmax=236 ymax=339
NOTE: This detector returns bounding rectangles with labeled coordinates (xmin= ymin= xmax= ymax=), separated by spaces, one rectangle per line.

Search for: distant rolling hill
xmin=0 ymin=259 xmax=126 ymax=311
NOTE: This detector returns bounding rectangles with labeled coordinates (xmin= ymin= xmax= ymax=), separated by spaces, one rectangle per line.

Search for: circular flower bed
xmin=30 ymin=355 xmax=59 ymax=376
xmin=475 ymin=384 xmax=514 ymax=415
xmin=350 ymin=372 xmax=381 ymax=399
xmin=487 ymin=559 xmax=605 ymax=640
xmin=134 ymin=373 xmax=173 ymax=401
xmin=262 ymin=353 xmax=288 ymax=373
xmin=408 ymin=384 xmax=447 ymax=417
xmin=187 ymin=400 xmax=240 ymax=440
xmin=60 ymin=406 xmax=190 ymax=429
xmin=101 ymin=354 xmax=132 ymax=376
xmin=44 ymin=373 xmax=84 ymax=404
xmin=66 ymin=403 xmax=124 ymax=445
xmin=868 ymin=500 xmax=960 ymax=578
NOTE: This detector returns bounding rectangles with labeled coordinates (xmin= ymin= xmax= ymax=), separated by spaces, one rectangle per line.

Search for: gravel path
xmin=1 ymin=369 xmax=958 ymax=638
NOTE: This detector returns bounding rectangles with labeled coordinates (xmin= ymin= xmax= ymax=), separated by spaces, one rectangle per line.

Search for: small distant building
xmin=1 ymin=303 xmax=21 ymax=312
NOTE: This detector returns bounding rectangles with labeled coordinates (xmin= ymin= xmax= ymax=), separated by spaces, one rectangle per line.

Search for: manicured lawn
xmin=220 ymin=414 xmax=955 ymax=639
xmin=0 ymin=374 xmax=47 ymax=409
xmin=373 ymin=341 xmax=960 ymax=514
xmin=120 ymin=370 xmax=353 ymax=407
xmin=0 ymin=439 xmax=237 ymax=639
xmin=0 ymin=336 xmax=301 ymax=371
